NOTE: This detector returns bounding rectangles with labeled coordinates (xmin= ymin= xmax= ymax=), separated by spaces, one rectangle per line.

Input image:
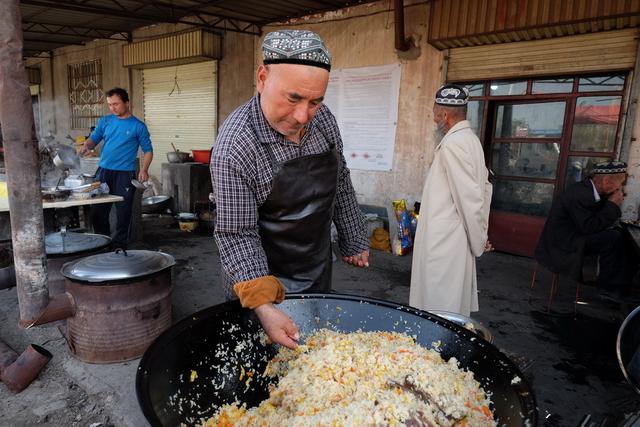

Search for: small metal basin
xmin=141 ymin=195 xmax=171 ymax=214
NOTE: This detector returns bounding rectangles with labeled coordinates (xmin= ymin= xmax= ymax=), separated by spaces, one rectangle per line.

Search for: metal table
xmin=0 ymin=194 xmax=124 ymax=240
xmin=0 ymin=194 xmax=123 ymax=212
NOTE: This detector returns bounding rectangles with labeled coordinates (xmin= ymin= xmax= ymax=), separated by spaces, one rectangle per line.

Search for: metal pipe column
xmin=394 ymin=0 xmax=410 ymax=52
xmin=0 ymin=0 xmax=49 ymax=325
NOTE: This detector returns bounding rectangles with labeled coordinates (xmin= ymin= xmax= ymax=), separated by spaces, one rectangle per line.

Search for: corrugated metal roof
xmin=20 ymin=0 xmax=376 ymax=57
xmin=427 ymin=0 xmax=640 ymax=49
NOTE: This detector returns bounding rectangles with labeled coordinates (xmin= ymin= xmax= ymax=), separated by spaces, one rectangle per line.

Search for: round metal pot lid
xmin=45 ymin=231 xmax=111 ymax=255
xmin=61 ymin=249 xmax=175 ymax=282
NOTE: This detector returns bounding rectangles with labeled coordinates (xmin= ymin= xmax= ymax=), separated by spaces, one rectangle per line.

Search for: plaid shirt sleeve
xmin=211 ymin=126 xmax=270 ymax=285
xmin=323 ymin=111 xmax=370 ymax=256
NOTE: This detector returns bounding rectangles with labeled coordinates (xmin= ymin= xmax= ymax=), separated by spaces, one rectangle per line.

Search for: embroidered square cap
xmin=593 ymin=161 xmax=627 ymax=174
xmin=262 ymin=30 xmax=331 ymax=71
xmin=435 ymin=84 xmax=469 ymax=106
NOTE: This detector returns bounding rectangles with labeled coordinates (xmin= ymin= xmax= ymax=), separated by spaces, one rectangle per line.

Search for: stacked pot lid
xmin=45 ymin=231 xmax=111 ymax=255
xmin=61 ymin=249 xmax=175 ymax=282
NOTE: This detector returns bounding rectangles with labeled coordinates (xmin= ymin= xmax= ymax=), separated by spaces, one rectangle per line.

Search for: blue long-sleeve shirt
xmin=90 ymin=114 xmax=153 ymax=171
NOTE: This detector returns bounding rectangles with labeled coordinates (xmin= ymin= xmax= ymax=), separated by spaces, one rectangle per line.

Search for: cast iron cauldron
xmin=45 ymin=250 xmax=176 ymax=363
xmin=136 ymin=294 xmax=537 ymax=426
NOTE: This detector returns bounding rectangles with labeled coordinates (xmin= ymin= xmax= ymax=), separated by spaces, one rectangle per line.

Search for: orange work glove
xmin=233 ymin=275 xmax=285 ymax=309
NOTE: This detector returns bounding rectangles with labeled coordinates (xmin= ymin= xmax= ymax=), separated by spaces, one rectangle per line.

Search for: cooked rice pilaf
xmin=205 ymin=329 xmax=496 ymax=427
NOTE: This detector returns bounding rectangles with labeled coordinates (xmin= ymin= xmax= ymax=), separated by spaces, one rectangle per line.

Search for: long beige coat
xmin=409 ymin=120 xmax=492 ymax=316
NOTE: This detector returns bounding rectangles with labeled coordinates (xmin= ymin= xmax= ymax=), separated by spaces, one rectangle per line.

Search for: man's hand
xmin=609 ymin=188 xmax=624 ymax=206
xmin=484 ymin=240 xmax=494 ymax=252
xmin=342 ymin=250 xmax=370 ymax=268
xmin=138 ymin=170 xmax=149 ymax=183
xmin=254 ymin=303 xmax=300 ymax=349
xmin=79 ymin=140 xmax=95 ymax=156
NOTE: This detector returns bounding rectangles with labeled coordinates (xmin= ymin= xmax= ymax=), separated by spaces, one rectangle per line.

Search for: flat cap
xmin=593 ymin=161 xmax=627 ymax=174
xmin=435 ymin=84 xmax=469 ymax=106
xmin=262 ymin=30 xmax=331 ymax=71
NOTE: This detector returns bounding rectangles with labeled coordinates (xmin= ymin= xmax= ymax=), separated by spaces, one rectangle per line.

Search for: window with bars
xmin=68 ymin=60 xmax=105 ymax=129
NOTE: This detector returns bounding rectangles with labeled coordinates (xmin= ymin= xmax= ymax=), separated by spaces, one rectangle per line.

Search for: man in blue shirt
xmin=80 ymin=87 xmax=153 ymax=249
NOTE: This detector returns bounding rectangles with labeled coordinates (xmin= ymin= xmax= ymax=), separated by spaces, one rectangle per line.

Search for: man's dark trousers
xmin=584 ymin=228 xmax=631 ymax=289
xmin=91 ymin=168 xmax=136 ymax=249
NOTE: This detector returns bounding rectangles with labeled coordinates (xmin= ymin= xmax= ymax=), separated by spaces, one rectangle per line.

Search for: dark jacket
xmin=535 ymin=178 xmax=621 ymax=279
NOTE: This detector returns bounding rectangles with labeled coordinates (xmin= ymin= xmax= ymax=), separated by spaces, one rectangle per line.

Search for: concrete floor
xmin=0 ymin=218 xmax=639 ymax=427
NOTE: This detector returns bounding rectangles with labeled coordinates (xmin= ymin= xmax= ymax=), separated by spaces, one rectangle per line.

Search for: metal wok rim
xmin=617 ymin=304 xmax=640 ymax=394
xmin=142 ymin=195 xmax=171 ymax=206
xmin=136 ymin=293 xmax=538 ymax=427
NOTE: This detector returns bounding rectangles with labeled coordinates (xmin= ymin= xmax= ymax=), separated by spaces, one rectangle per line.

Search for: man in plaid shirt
xmin=210 ymin=30 xmax=369 ymax=348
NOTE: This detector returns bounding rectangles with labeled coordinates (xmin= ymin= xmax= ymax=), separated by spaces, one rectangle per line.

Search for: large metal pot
xmin=136 ymin=294 xmax=537 ymax=426
xmin=44 ymin=230 xmax=111 ymax=295
xmin=166 ymin=151 xmax=190 ymax=163
xmin=42 ymin=249 xmax=177 ymax=364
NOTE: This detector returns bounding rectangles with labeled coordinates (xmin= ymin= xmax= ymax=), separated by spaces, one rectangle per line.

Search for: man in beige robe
xmin=410 ymin=84 xmax=492 ymax=316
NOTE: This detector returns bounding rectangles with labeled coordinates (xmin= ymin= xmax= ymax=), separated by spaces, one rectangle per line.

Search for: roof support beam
xmin=23 ymin=50 xmax=52 ymax=57
xmin=153 ymin=0 xmax=272 ymax=21
xmin=23 ymin=38 xmax=85 ymax=46
xmin=21 ymin=0 xmax=260 ymax=35
xmin=22 ymin=21 xmax=129 ymax=41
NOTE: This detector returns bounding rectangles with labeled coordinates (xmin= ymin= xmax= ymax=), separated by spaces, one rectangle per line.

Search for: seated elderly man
xmin=535 ymin=161 xmax=633 ymax=293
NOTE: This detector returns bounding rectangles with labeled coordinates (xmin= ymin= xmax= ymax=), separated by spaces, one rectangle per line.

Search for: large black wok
xmin=137 ymin=294 xmax=537 ymax=426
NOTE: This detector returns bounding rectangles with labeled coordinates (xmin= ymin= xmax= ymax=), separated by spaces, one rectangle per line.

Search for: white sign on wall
xmin=324 ymin=63 xmax=401 ymax=171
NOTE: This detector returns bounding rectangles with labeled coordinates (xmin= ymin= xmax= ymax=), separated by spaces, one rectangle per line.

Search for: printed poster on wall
xmin=323 ymin=63 xmax=401 ymax=171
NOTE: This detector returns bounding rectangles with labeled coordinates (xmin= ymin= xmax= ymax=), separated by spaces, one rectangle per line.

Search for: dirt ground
xmin=1 ymin=217 xmax=639 ymax=426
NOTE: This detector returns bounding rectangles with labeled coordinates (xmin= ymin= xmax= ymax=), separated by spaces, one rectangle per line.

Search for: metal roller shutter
xmin=447 ymin=29 xmax=639 ymax=82
xmin=142 ymin=61 xmax=217 ymax=179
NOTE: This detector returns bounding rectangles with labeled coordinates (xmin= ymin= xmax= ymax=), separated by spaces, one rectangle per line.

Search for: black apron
xmin=258 ymin=135 xmax=339 ymax=293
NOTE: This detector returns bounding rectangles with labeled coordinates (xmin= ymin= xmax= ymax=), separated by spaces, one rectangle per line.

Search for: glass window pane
xmin=463 ymin=83 xmax=485 ymax=97
xmin=490 ymin=80 xmax=527 ymax=96
xmin=578 ymin=75 xmax=625 ymax=92
xmin=491 ymin=142 xmax=560 ymax=179
xmin=532 ymin=78 xmax=574 ymax=94
xmin=492 ymin=179 xmax=555 ymax=216
xmin=570 ymin=96 xmax=621 ymax=152
xmin=467 ymin=100 xmax=484 ymax=136
xmin=495 ymin=102 xmax=566 ymax=138
xmin=564 ymin=156 xmax=611 ymax=186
